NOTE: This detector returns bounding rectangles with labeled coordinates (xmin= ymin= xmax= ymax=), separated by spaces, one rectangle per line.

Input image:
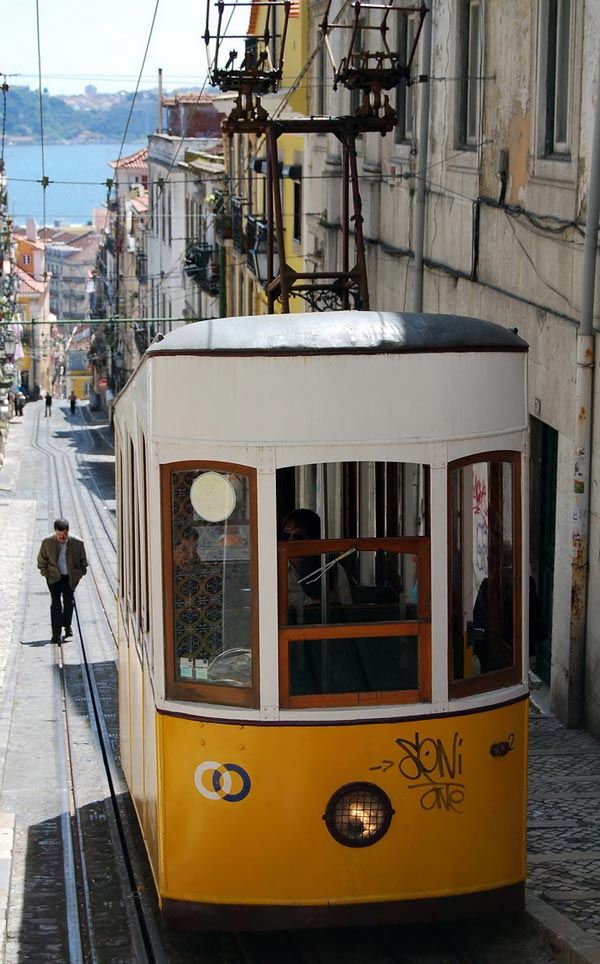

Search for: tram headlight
xmin=323 ymin=782 xmax=394 ymax=847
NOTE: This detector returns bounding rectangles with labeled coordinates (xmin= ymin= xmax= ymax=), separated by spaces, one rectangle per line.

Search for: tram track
xmin=27 ymin=402 xmax=167 ymax=963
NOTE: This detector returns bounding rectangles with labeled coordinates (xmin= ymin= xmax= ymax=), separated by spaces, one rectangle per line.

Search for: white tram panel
xmin=147 ymin=312 xmax=528 ymax=452
xmin=117 ymin=313 xmax=529 ymax=719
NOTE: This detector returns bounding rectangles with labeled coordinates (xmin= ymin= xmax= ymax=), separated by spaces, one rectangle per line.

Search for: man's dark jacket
xmin=37 ymin=535 xmax=88 ymax=588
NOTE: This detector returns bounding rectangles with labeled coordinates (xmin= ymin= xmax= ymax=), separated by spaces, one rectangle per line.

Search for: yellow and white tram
xmin=114 ymin=310 xmax=529 ymax=929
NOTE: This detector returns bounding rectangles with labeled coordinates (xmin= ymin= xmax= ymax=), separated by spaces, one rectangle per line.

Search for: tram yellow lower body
xmin=120 ymin=637 xmax=527 ymax=927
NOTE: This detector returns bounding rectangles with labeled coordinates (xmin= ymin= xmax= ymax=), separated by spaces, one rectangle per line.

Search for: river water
xmin=3 ymin=142 xmax=145 ymax=226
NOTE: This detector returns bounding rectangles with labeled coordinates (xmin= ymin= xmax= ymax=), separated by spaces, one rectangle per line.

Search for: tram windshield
xmin=277 ymin=461 xmax=431 ymax=707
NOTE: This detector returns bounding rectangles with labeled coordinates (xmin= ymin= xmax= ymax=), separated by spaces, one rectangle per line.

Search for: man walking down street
xmin=37 ymin=518 xmax=88 ymax=644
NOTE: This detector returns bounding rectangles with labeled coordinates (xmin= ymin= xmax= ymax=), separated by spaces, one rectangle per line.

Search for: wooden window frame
xmin=448 ymin=452 xmax=522 ymax=699
xmin=456 ymin=0 xmax=481 ymax=150
xmin=278 ymin=536 xmax=431 ymax=709
xmin=161 ymin=461 xmax=259 ymax=708
xmin=292 ymin=180 xmax=302 ymax=244
xmin=395 ymin=10 xmax=416 ymax=145
xmin=543 ymin=0 xmax=572 ymax=156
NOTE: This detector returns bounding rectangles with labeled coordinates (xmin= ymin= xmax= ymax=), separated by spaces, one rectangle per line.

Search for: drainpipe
xmin=569 ymin=56 xmax=600 ymax=726
xmin=411 ymin=2 xmax=432 ymax=313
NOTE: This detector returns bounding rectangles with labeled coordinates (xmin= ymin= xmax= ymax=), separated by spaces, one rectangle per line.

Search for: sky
xmin=0 ymin=0 xmax=251 ymax=96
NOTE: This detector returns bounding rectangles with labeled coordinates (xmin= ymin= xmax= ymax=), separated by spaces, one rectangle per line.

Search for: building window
xmin=316 ymin=33 xmax=327 ymax=118
xmin=350 ymin=23 xmax=363 ymax=119
xmin=167 ymin=187 xmax=172 ymax=246
xmin=293 ymin=180 xmax=302 ymax=244
xmin=395 ymin=11 xmax=416 ymax=145
xmin=543 ymin=0 xmax=572 ymax=155
xmin=22 ymin=253 xmax=32 ymax=266
xmin=457 ymin=0 xmax=481 ymax=149
xmin=269 ymin=2 xmax=279 ymax=72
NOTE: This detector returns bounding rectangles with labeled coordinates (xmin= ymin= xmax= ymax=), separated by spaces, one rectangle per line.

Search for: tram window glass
xmin=278 ymin=538 xmax=431 ymax=707
xmin=131 ymin=439 xmax=139 ymax=620
xmin=128 ymin=440 xmax=137 ymax=618
xmin=164 ymin=465 xmax=256 ymax=705
xmin=142 ymin=442 xmax=150 ymax=636
xmin=285 ymin=548 xmax=420 ymax=627
xmin=276 ymin=461 xmax=431 ymax=707
xmin=449 ymin=455 xmax=522 ymax=695
xmin=277 ymin=461 xmax=429 ymax=540
xmin=289 ymin=632 xmax=419 ymax=697
xmin=116 ymin=444 xmax=124 ymax=600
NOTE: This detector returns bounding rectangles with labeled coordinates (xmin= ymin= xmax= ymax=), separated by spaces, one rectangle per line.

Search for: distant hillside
xmin=5 ymin=85 xmax=161 ymax=143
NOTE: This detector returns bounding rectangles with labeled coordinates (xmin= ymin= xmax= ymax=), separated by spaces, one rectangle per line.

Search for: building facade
xmin=305 ymin=0 xmax=600 ymax=733
xmin=13 ymin=220 xmax=52 ymax=398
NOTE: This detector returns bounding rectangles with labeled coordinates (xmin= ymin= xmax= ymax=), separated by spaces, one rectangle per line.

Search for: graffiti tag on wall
xmin=371 ymin=732 xmax=465 ymax=812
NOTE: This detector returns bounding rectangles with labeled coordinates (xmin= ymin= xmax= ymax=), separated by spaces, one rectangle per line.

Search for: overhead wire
xmin=111 ymin=0 xmax=161 ymax=190
xmin=0 ymin=74 xmax=8 ymax=163
xmin=35 ymin=0 xmax=48 ymax=285
xmin=134 ymin=0 xmax=248 ymax=317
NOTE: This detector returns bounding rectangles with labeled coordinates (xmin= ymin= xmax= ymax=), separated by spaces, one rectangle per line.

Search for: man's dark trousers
xmin=49 ymin=575 xmax=74 ymax=639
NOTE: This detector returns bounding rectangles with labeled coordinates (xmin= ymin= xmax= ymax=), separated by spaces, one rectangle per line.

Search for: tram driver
xmin=280 ymin=508 xmax=352 ymax=624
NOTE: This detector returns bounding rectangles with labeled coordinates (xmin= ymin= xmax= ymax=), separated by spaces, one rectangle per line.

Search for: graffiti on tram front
xmin=370 ymin=731 xmax=465 ymax=812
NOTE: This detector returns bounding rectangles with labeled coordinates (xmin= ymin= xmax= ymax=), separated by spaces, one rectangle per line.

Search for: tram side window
xmin=449 ymin=455 xmax=521 ymax=693
xmin=116 ymin=444 xmax=125 ymax=600
xmin=166 ymin=466 xmax=255 ymax=702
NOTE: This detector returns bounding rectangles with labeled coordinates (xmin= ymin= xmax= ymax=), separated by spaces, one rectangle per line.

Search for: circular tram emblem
xmin=194 ymin=761 xmax=252 ymax=802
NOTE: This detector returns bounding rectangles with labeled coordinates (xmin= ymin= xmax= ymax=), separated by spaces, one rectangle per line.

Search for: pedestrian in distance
xmin=44 ymin=392 xmax=52 ymax=417
xmin=37 ymin=518 xmax=88 ymax=644
xmin=15 ymin=392 xmax=24 ymax=416
xmin=69 ymin=391 xmax=77 ymax=415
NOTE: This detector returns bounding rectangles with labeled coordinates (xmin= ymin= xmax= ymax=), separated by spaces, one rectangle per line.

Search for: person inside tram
xmin=472 ymin=540 xmax=546 ymax=675
xmin=173 ymin=526 xmax=200 ymax=570
xmin=280 ymin=508 xmax=352 ymax=623
xmin=472 ymin=541 xmax=513 ymax=674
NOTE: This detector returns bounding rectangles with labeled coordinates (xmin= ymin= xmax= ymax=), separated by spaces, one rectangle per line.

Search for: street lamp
xmin=2 ymin=331 xmax=16 ymax=358
xmin=247 ymin=216 xmax=279 ymax=288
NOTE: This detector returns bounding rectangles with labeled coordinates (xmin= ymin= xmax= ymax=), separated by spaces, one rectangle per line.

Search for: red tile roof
xmin=249 ymin=0 xmax=299 ymax=34
xmin=15 ymin=264 xmax=47 ymax=294
xmin=161 ymin=93 xmax=217 ymax=106
xmin=109 ymin=146 xmax=148 ymax=171
xmin=131 ymin=195 xmax=148 ymax=214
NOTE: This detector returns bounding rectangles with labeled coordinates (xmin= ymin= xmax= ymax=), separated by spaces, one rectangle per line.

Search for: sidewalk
xmin=527 ymin=692 xmax=600 ymax=963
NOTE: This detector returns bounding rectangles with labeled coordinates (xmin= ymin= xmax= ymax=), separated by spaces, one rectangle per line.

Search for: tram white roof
xmin=116 ymin=309 xmax=528 ymax=454
xmin=146 ymin=311 xmax=528 ymax=356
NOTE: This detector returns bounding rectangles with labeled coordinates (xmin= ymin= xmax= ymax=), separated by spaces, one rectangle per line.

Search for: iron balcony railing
xmin=184 ymin=241 xmax=220 ymax=295
xmin=213 ymin=190 xmax=231 ymax=242
xmin=231 ymin=196 xmax=246 ymax=253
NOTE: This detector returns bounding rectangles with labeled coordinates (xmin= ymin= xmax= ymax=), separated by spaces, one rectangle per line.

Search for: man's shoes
xmin=63 ymin=627 xmax=73 ymax=639
xmin=51 ymin=637 xmax=61 ymax=644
